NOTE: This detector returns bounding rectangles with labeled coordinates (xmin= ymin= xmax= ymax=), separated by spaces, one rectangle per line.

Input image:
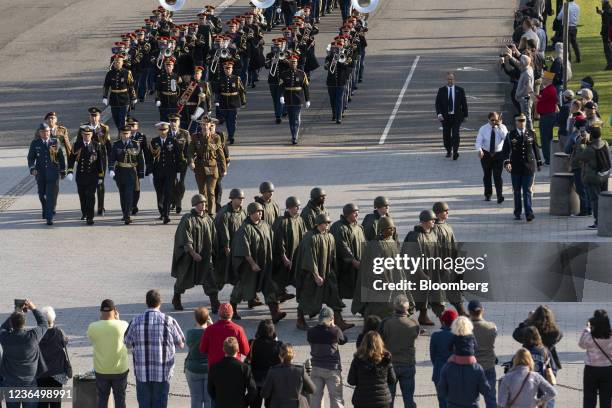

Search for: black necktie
xmin=448 ymin=87 xmax=453 ymax=112
xmin=489 ymin=127 xmax=496 ymax=154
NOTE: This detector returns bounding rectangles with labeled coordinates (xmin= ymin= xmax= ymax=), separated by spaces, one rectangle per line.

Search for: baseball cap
xmin=100 ymin=299 xmax=116 ymax=312
xmin=467 ymin=300 xmax=483 ymax=313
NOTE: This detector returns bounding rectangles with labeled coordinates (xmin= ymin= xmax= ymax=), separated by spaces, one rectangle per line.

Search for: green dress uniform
xmin=300 ymin=200 xmax=328 ymax=231
xmin=171 ymin=209 xmax=218 ymax=295
xmin=229 ymin=218 xmax=277 ymax=305
xmin=254 ymin=196 xmax=281 ymax=226
xmin=170 ymin=127 xmax=191 ymax=212
xmin=434 ymin=220 xmax=461 ymax=306
xmin=214 ymin=202 xmax=246 ymax=285
xmin=271 ymin=211 xmax=308 ymax=290
xmin=362 ymin=212 xmax=398 ymax=241
xmin=330 ymin=215 xmax=366 ymax=299
xmin=188 ymin=132 xmax=227 ymax=215
xmin=295 ymin=229 xmax=344 ymax=316
xmin=50 ymin=124 xmax=71 ymax=213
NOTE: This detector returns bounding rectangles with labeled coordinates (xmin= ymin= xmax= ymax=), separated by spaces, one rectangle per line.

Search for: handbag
xmin=505 ymin=371 xmax=531 ymax=408
xmin=63 ymin=345 xmax=73 ymax=379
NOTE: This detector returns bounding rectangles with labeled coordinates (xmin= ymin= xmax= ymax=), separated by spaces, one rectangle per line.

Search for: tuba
xmin=159 ymin=0 xmax=186 ymax=12
xmin=350 ymin=0 xmax=379 ymax=14
xmin=250 ymin=0 xmax=276 ymax=8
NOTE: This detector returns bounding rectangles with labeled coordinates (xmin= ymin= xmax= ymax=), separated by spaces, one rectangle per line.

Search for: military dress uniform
xmin=188 ymin=130 xmax=227 ymax=215
xmin=147 ymin=134 xmax=182 ymax=222
xmin=67 ymin=139 xmax=104 ymax=224
xmin=168 ymin=123 xmax=191 ymax=213
xmin=49 ymin=123 xmax=71 ymax=213
xmin=103 ymin=64 xmax=136 ymax=129
xmin=502 ymin=124 xmax=542 ymax=221
xmin=179 ymin=79 xmax=211 ymax=132
xmin=109 ymin=135 xmax=144 ymax=223
xmin=279 ymin=65 xmax=310 ymax=144
xmin=212 ymin=69 xmax=246 ymax=144
xmin=155 ymin=67 xmax=181 ymax=122
xmin=27 ymin=136 xmax=66 ymax=224
xmin=324 ymin=51 xmax=352 ymax=123
xmin=128 ymin=123 xmax=149 ymax=214
xmin=87 ymin=121 xmax=111 ymax=215
xmin=265 ymin=51 xmax=289 ymax=122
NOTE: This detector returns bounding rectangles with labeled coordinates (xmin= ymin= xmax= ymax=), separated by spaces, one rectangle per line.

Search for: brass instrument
xmin=159 ymin=0 xmax=186 ymax=12
xmin=351 ymin=0 xmax=379 ymax=13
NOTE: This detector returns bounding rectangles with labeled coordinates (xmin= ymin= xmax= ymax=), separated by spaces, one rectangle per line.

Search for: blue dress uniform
xmin=147 ymin=132 xmax=182 ymax=222
xmin=324 ymin=49 xmax=352 ymax=124
xmin=103 ymin=58 xmax=136 ymax=130
xmin=502 ymin=122 xmax=542 ymax=221
xmin=27 ymin=135 xmax=66 ymax=224
xmin=155 ymin=59 xmax=181 ymax=122
xmin=86 ymin=118 xmax=111 ymax=215
xmin=212 ymin=64 xmax=246 ymax=144
xmin=265 ymin=49 xmax=289 ymax=122
xmin=67 ymin=137 xmax=104 ymax=224
xmin=109 ymin=133 xmax=145 ymax=223
xmin=279 ymin=63 xmax=310 ymax=144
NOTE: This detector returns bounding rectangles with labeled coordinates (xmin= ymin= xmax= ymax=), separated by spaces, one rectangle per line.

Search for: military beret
xmin=44 ymin=112 xmax=57 ymax=120
xmin=247 ymin=202 xmax=264 ymax=215
xmin=419 ymin=210 xmax=437 ymax=222
xmin=88 ymin=107 xmax=102 ymax=115
xmin=432 ymin=201 xmax=449 ymax=214
xmin=191 ymin=194 xmax=207 ymax=206
xmin=315 ymin=213 xmax=332 ymax=225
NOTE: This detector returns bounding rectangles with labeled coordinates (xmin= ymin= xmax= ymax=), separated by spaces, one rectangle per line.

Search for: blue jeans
xmin=136 ymin=381 xmax=170 ymax=408
xmin=573 ymin=168 xmax=591 ymax=214
xmin=511 ymin=173 xmax=535 ymax=217
xmin=269 ymin=84 xmax=283 ymax=119
xmin=328 ymin=86 xmax=344 ymax=120
xmin=389 ymin=364 xmax=416 ymax=408
xmin=483 ymin=368 xmax=497 ymax=408
xmin=185 ymin=370 xmax=211 ymax=408
xmin=286 ymin=106 xmax=302 ymax=141
xmin=111 ymin=106 xmax=128 ymax=130
xmin=539 ymin=112 xmax=556 ymax=164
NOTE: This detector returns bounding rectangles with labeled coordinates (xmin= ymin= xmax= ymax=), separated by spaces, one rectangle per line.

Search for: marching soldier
xmin=126 ymin=117 xmax=149 ymax=215
xmin=214 ymin=188 xmax=246 ymax=290
xmin=179 ymin=66 xmax=212 ymax=133
xmin=168 ymin=114 xmax=190 ymax=214
xmin=155 ymin=57 xmax=181 ymax=122
xmin=279 ymin=55 xmax=310 ymax=144
xmin=44 ymin=112 xmax=71 ymax=215
xmin=82 ymin=107 xmax=111 ymax=216
xmin=330 ymin=203 xmax=366 ymax=300
xmin=188 ymin=117 xmax=227 ymax=215
xmin=108 ymin=125 xmax=144 ymax=224
xmin=271 ymin=196 xmax=307 ymax=303
xmin=147 ymin=122 xmax=182 ymax=224
xmin=254 ymin=181 xmax=281 ymax=225
xmin=133 ymin=29 xmax=154 ymax=102
xmin=211 ymin=119 xmax=231 ymax=213
xmin=294 ymin=213 xmax=354 ymax=331
xmin=300 ymin=187 xmax=329 ymax=231
xmin=324 ymin=41 xmax=352 ymax=124
xmin=230 ymin=202 xmax=286 ymax=323
xmin=265 ymin=38 xmax=289 ymax=124
xmin=27 ymin=123 xmax=66 ymax=226
xmin=171 ymin=194 xmax=219 ymax=313
xmin=362 ymin=196 xmax=398 ymax=241
xmin=103 ymin=54 xmax=137 ymax=130
xmin=67 ymin=126 xmax=104 ymax=225
xmin=212 ymin=60 xmax=246 ymax=145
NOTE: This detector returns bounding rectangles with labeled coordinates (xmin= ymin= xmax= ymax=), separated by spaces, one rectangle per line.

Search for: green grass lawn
xmin=545 ymin=0 xmax=612 ymax=140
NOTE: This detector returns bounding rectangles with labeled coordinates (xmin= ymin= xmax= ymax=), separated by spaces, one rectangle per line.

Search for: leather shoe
xmin=484 ymin=196 xmax=491 ymax=201
xmin=526 ymin=214 xmax=535 ymax=222
xmin=452 ymin=152 xmax=459 ymax=160
xmin=497 ymin=196 xmax=504 ymax=204
xmin=163 ymin=216 xmax=171 ymax=224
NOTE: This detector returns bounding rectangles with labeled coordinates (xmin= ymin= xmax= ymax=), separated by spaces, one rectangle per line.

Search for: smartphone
xmin=14 ymin=299 xmax=26 ymax=311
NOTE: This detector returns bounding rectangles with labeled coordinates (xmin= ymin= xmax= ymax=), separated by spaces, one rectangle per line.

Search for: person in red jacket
xmin=199 ymin=303 xmax=250 ymax=366
xmin=536 ymin=71 xmax=558 ymax=165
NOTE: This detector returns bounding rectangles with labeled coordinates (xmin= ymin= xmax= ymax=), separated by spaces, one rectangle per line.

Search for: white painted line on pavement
xmin=379 ymin=55 xmax=420 ymax=145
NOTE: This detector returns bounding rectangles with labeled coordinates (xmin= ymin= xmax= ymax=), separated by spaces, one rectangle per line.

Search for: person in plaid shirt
xmin=125 ymin=289 xmax=185 ymax=407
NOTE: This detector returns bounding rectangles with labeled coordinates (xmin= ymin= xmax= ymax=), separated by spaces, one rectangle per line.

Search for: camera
xmin=14 ymin=299 xmax=26 ymax=311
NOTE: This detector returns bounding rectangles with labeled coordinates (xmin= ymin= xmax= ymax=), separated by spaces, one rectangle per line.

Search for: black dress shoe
xmin=124 ymin=218 xmax=132 ymax=225
xmin=229 ymin=138 xmax=235 ymax=145
xmin=176 ymin=207 xmax=181 ymax=214
xmin=275 ymin=118 xmax=281 ymax=124
xmin=86 ymin=219 xmax=94 ymax=225
xmin=158 ymin=215 xmax=163 ymax=220
xmin=336 ymin=120 xmax=342 ymax=124
xmin=514 ymin=215 xmax=522 ymax=220
xmin=526 ymin=214 xmax=535 ymax=222
xmin=132 ymin=207 xmax=139 ymax=215
xmin=497 ymin=196 xmax=505 ymax=204
xmin=46 ymin=220 xmax=54 ymax=226
xmin=445 ymin=152 xmax=451 ymax=158
xmin=484 ymin=196 xmax=491 ymax=202
xmin=81 ymin=216 xmax=85 ymax=220
xmin=292 ymin=139 xmax=298 ymax=145
xmin=163 ymin=216 xmax=171 ymax=224
xmin=453 ymin=153 xmax=459 ymax=160
xmin=97 ymin=209 xmax=104 ymax=216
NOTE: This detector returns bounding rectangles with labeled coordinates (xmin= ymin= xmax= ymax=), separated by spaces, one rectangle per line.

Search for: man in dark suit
xmin=208 ymin=337 xmax=256 ymax=408
xmin=502 ymin=114 xmax=543 ymax=222
xmin=435 ymin=72 xmax=468 ymax=160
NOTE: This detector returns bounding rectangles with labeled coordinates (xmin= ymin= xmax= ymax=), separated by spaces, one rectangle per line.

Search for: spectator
xmin=498 ymin=348 xmax=557 ymax=408
xmin=514 ymin=306 xmax=563 ymax=370
xmin=533 ymin=19 xmax=547 ymax=57
xmin=87 ymin=299 xmax=129 ymax=408
xmin=430 ymin=309 xmax=458 ymax=408
xmin=124 ymin=289 xmax=185 ymax=408
xmin=261 ymin=343 xmax=316 ymax=408
xmin=556 ymin=0 xmax=581 ymax=62
xmin=578 ymin=88 xmax=594 ymax=106
xmin=500 ymin=46 xmax=522 ymax=114
xmin=450 ymin=316 xmax=477 ymax=358
xmin=436 ymin=346 xmax=490 ymax=407
xmin=0 ymin=300 xmax=48 ymax=403
xmin=468 ymin=300 xmax=497 ymax=408
xmin=356 ymin=315 xmax=380 ymax=348
xmin=515 ymin=54 xmax=535 ymax=130
xmin=585 ymin=102 xmax=604 ymax=130
xmin=37 ymin=306 xmax=70 ymax=408
xmin=549 ymin=43 xmax=571 ymax=100
xmin=379 ymin=294 xmax=419 ymax=408
xmin=208 ymin=337 xmax=257 ymax=408
xmin=520 ymin=18 xmax=540 ymax=51
xmin=307 ymin=306 xmax=347 ymax=408
xmin=578 ymin=309 xmax=612 ymax=408
xmin=516 ymin=326 xmax=557 ymax=407
xmin=536 ymin=71 xmax=558 ymax=165
xmin=184 ymin=307 xmax=212 ymax=408
xmin=566 ymin=117 xmax=591 ymax=217
xmin=597 ymin=1 xmax=612 ymax=70
xmin=580 ymin=76 xmax=599 ymax=104
xmin=347 ymin=331 xmax=396 ymax=408
xmin=248 ymin=319 xmax=282 ymax=408
xmin=199 ymin=303 xmax=250 ymax=367
xmin=557 ymin=90 xmax=574 ymax=142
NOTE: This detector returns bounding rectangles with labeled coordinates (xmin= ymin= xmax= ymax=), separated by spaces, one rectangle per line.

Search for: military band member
xmin=295 ymin=213 xmax=354 ymax=331
xmin=180 ymin=66 xmax=212 ymax=133
xmin=168 ymin=114 xmax=191 ymax=214
xmin=362 ymin=196 xmax=398 ymax=241
xmin=254 ymin=181 xmax=281 ymax=226
xmin=171 ymin=194 xmax=219 ymax=312
xmin=214 ymin=188 xmax=246 ymax=290
xmin=330 ymin=203 xmax=366 ymax=300
xmin=212 ymin=60 xmax=246 ymax=145
xmin=230 ymin=202 xmax=286 ymax=323
xmin=109 ymin=125 xmax=144 ymax=224
xmin=148 ymin=121 xmax=182 ymax=224
xmin=103 ymin=54 xmax=137 ymax=130
xmin=67 ymin=126 xmax=104 ymax=225
xmin=279 ymin=55 xmax=310 ymax=144
xmin=28 ymin=123 xmax=66 ymax=225
xmin=126 ymin=117 xmax=148 ymax=215
xmin=265 ymin=38 xmax=289 ymax=124
xmin=155 ymin=57 xmax=181 ymax=122
xmin=324 ymin=41 xmax=351 ymax=124
xmin=300 ymin=187 xmax=328 ymax=231
xmin=502 ymin=114 xmax=542 ymax=222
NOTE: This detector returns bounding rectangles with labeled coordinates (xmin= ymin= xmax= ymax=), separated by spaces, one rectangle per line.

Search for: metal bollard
xmin=598 ymin=191 xmax=612 ymax=237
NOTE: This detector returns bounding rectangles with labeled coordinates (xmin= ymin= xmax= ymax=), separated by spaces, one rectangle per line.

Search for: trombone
xmin=269 ymin=45 xmax=287 ymax=77
xmin=156 ymin=46 xmax=174 ymax=69
xmin=329 ymin=49 xmax=347 ymax=74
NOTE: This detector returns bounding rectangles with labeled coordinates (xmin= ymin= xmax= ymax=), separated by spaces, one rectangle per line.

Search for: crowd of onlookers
xmin=501 ymin=0 xmax=611 ymax=229
xmin=1 ymin=292 xmax=612 ymax=408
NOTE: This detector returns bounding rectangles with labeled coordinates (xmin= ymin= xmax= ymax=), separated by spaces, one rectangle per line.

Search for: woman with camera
xmin=579 ymin=309 xmax=612 ymax=408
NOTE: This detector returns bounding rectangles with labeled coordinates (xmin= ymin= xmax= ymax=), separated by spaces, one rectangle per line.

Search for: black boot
xmin=269 ymin=303 xmax=287 ymax=324
xmin=172 ymin=294 xmax=183 ymax=311
xmin=333 ymin=310 xmax=354 ymax=331
xmin=209 ymin=292 xmax=220 ymax=314
xmin=452 ymin=302 xmax=468 ymax=316
xmin=296 ymin=309 xmax=309 ymax=330
xmin=230 ymin=302 xmax=241 ymax=320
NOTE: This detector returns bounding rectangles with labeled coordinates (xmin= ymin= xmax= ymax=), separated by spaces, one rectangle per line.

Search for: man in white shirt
xmin=557 ymin=0 xmax=581 ymax=62
xmin=475 ymin=112 xmax=508 ymax=203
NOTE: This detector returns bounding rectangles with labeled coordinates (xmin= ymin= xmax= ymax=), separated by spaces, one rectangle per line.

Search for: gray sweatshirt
xmin=516 ymin=67 xmax=534 ymax=99
xmin=498 ymin=366 xmax=556 ymax=408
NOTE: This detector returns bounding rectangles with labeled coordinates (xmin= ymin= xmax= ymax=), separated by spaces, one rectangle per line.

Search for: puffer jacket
xmin=574 ymin=139 xmax=610 ymax=185
xmin=347 ymin=353 xmax=396 ymax=408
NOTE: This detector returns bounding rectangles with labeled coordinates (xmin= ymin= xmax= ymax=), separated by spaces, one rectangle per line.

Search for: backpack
xmin=595 ymin=144 xmax=611 ymax=176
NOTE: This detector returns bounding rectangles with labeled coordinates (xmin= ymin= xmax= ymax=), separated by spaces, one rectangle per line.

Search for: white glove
xmin=98 ymin=179 xmax=103 ymax=185
xmin=191 ymin=114 xmax=197 ymax=120
xmin=214 ymin=102 xmax=220 ymax=107
xmin=66 ymin=173 xmax=74 ymax=182
xmin=437 ymin=114 xmax=444 ymax=122
xmin=156 ymin=101 xmax=161 ymax=107
xmin=109 ymin=170 xmax=115 ymax=178
xmin=102 ymin=98 xmax=108 ymax=106
xmin=276 ymin=7 xmax=282 ymax=13
xmin=176 ymin=173 xmax=180 ymax=181
xmin=132 ymin=99 xmax=138 ymax=105
xmin=148 ymin=174 xmax=154 ymax=184
xmin=305 ymin=101 xmax=311 ymax=109
xmin=192 ymin=107 xmax=205 ymax=121
xmin=280 ymin=96 xmax=285 ymax=105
